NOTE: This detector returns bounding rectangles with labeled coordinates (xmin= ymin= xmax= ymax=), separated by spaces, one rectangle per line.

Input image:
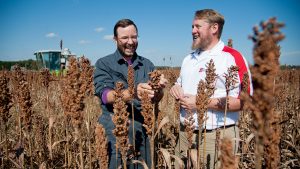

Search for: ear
xmin=210 ymin=23 xmax=219 ymax=35
xmin=113 ymin=36 xmax=117 ymax=44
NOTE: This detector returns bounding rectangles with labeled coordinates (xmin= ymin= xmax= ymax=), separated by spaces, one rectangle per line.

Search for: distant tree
xmin=0 ymin=59 xmax=38 ymax=70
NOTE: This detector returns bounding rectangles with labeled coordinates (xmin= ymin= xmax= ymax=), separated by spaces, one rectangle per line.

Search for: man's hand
xmin=105 ymin=89 xmax=131 ymax=104
xmin=122 ymin=89 xmax=132 ymax=103
xmin=137 ymin=74 xmax=168 ymax=100
xmin=170 ymin=84 xmax=184 ymax=100
xmin=179 ymin=94 xmax=197 ymax=111
xmin=137 ymin=83 xmax=154 ymax=99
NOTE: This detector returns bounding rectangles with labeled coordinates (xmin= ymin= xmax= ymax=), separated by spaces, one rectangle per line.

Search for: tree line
xmin=0 ymin=59 xmax=298 ymax=71
xmin=0 ymin=59 xmax=38 ymax=70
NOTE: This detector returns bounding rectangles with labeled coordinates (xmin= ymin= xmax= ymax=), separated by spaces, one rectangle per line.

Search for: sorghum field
xmin=1 ymin=19 xmax=299 ymax=169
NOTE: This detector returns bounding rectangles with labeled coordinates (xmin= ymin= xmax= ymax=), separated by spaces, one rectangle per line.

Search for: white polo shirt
xmin=177 ymin=40 xmax=253 ymax=130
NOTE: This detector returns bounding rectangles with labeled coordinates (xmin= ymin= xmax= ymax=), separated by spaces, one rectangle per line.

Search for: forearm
xmin=208 ymin=96 xmax=241 ymax=112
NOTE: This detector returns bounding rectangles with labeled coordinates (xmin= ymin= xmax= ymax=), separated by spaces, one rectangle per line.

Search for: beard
xmin=191 ymin=35 xmax=212 ymax=50
xmin=117 ymin=43 xmax=138 ymax=58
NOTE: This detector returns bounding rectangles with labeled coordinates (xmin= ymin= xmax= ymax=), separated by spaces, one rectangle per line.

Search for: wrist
xmin=122 ymin=89 xmax=132 ymax=103
xmin=101 ymin=88 xmax=112 ymax=104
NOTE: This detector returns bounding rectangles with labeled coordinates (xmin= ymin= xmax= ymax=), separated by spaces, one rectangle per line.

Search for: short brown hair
xmin=194 ymin=9 xmax=225 ymax=38
xmin=113 ymin=19 xmax=138 ymax=37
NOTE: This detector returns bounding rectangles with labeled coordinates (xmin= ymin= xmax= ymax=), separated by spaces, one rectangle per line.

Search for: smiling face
xmin=191 ymin=19 xmax=213 ymax=51
xmin=114 ymin=25 xmax=138 ymax=58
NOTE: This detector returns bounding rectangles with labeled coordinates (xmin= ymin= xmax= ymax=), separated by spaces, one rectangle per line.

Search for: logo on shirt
xmin=199 ymin=67 xmax=205 ymax=72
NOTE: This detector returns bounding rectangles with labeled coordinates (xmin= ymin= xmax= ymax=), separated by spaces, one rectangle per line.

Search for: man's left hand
xmin=180 ymin=94 xmax=197 ymax=111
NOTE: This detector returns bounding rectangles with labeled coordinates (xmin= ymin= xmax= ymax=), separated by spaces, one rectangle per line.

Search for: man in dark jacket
xmin=94 ymin=19 xmax=167 ymax=169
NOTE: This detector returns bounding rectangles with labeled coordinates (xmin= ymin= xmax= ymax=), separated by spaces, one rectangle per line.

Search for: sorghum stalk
xmin=140 ymin=90 xmax=154 ymax=168
xmin=127 ymin=64 xmax=136 ymax=156
xmin=95 ymin=124 xmax=109 ymax=169
xmin=227 ymin=38 xmax=233 ymax=48
xmin=40 ymin=68 xmax=53 ymax=163
xmin=223 ymin=65 xmax=239 ymax=136
xmin=219 ymin=137 xmax=236 ymax=169
xmin=184 ymin=110 xmax=195 ymax=169
xmin=196 ymin=80 xmax=206 ymax=167
xmin=173 ymin=101 xmax=181 ymax=155
xmin=112 ymin=82 xmax=129 ymax=169
xmin=79 ymin=56 xmax=94 ymax=169
xmin=246 ymin=17 xmax=285 ymax=169
xmin=141 ymin=91 xmax=154 ymax=136
xmin=214 ymin=128 xmax=221 ymax=169
xmin=147 ymin=70 xmax=163 ymax=169
xmin=0 ymin=71 xmax=12 ymax=167
xmin=12 ymin=65 xmax=34 ymax=168
xmin=196 ymin=59 xmax=217 ymax=168
xmin=61 ymin=57 xmax=86 ymax=168
xmin=238 ymin=72 xmax=250 ymax=165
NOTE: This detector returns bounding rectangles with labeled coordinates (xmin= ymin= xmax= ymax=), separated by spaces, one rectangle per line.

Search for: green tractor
xmin=34 ymin=48 xmax=75 ymax=75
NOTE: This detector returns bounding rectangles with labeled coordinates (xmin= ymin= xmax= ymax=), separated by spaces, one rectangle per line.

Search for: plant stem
xmin=197 ymin=129 xmax=201 ymax=169
xmin=87 ymin=99 xmax=92 ymax=169
xmin=17 ymin=106 xmax=24 ymax=169
xmin=223 ymin=95 xmax=229 ymax=137
xmin=131 ymin=102 xmax=135 ymax=153
xmin=131 ymin=101 xmax=136 ymax=169
xmin=78 ymin=128 xmax=84 ymax=169
xmin=4 ymin=123 xmax=8 ymax=168
xmin=29 ymin=133 xmax=33 ymax=169
xmin=203 ymin=111 xmax=208 ymax=168
xmin=150 ymin=104 xmax=156 ymax=169
xmin=150 ymin=137 xmax=155 ymax=169
xmin=46 ymin=88 xmax=53 ymax=167
xmin=64 ymin=118 xmax=70 ymax=169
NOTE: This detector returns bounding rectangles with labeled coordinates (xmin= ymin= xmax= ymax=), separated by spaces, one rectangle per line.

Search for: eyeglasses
xmin=117 ymin=35 xmax=138 ymax=42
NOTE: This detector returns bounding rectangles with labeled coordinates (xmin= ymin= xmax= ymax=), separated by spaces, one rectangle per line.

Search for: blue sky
xmin=1 ymin=0 xmax=299 ymax=66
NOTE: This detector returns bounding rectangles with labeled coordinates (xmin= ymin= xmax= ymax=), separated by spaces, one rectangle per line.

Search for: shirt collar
xmin=209 ymin=40 xmax=224 ymax=55
xmin=114 ymin=49 xmax=139 ymax=66
xmin=190 ymin=40 xmax=225 ymax=58
xmin=190 ymin=48 xmax=201 ymax=59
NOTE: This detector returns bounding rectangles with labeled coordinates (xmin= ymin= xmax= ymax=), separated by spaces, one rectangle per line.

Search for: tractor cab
xmin=34 ymin=48 xmax=75 ymax=75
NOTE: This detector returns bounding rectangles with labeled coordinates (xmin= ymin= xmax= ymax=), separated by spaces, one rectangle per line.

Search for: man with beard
xmin=94 ymin=19 xmax=167 ymax=168
xmin=170 ymin=9 xmax=252 ymax=168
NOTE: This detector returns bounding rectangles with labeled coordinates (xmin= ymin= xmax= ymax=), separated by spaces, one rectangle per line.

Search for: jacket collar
xmin=114 ymin=49 xmax=140 ymax=67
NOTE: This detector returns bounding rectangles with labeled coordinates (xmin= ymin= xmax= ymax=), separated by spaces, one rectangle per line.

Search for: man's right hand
xmin=105 ymin=89 xmax=132 ymax=104
xmin=170 ymin=84 xmax=184 ymax=100
xmin=137 ymin=83 xmax=155 ymax=100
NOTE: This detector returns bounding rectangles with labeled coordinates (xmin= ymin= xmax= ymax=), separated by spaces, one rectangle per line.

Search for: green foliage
xmin=280 ymin=65 xmax=300 ymax=70
xmin=0 ymin=59 xmax=38 ymax=70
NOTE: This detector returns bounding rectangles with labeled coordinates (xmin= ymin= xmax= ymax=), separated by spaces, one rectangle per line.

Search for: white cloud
xmin=103 ymin=35 xmax=114 ymax=40
xmin=94 ymin=27 xmax=104 ymax=32
xmin=78 ymin=40 xmax=91 ymax=44
xmin=45 ymin=32 xmax=57 ymax=38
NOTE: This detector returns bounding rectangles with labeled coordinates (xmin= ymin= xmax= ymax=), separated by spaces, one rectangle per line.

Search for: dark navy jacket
xmin=93 ymin=49 xmax=155 ymax=122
